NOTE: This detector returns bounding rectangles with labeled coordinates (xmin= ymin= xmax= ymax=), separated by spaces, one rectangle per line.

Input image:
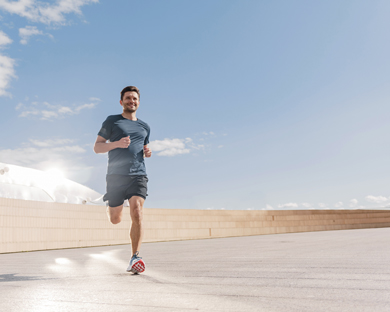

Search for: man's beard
xmin=124 ymin=106 xmax=137 ymax=113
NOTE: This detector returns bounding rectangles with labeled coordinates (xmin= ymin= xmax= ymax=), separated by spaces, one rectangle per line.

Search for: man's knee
xmin=132 ymin=209 xmax=143 ymax=224
xmin=109 ymin=215 xmax=122 ymax=225
xmin=107 ymin=206 xmax=123 ymax=225
xmin=131 ymin=203 xmax=143 ymax=224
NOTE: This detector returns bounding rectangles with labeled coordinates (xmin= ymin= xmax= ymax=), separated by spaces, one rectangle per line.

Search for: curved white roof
xmin=0 ymin=162 xmax=104 ymax=205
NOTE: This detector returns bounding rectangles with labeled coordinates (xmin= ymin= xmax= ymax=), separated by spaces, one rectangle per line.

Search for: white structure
xmin=0 ymin=162 xmax=104 ymax=205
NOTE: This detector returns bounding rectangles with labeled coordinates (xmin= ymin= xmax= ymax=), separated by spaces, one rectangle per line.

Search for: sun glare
xmin=45 ymin=168 xmax=65 ymax=179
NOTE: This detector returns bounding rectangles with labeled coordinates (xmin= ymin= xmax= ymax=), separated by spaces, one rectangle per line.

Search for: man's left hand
xmin=144 ymin=146 xmax=152 ymax=158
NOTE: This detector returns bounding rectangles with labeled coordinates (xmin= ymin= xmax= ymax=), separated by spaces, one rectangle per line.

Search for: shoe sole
xmin=127 ymin=259 xmax=145 ymax=274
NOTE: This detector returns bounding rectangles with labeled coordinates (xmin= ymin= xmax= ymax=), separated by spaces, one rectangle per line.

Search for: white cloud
xmin=0 ymin=141 xmax=86 ymax=168
xmin=149 ymin=138 xmax=189 ymax=156
xmin=40 ymin=0 xmax=99 ymax=24
xmin=278 ymin=202 xmax=298 ymax=209
xmin=16 ymin=100 xmax=98 ymax=119
xmin=74 ymin=102 xmax=96 ymax=112
xmin=301 ymin=202 xmax=312 ymax=208
xmin=266 ymin=204 xmax=274 ymax=210
xmin=42 ymin=110 xmax=58 ymax=119
xmin=149 ymin=137 xmax=203 ymax=156
xmin=349 ymin=199 xmax=358 ymax=207
xmin=0 ymin=0 xmax=40 ymax=21
xmin=0 ymin=0 xmax=98 ymax=96
xmin=334 ymin=201 xmax=343 ymax=208
xmin=0 ymin=30 xmax=12 ymax=47
xmin=57 ymin=106 xmax=73 ymax=114
xmin=0 ymin=0 xmax=99 ymax=25
xmin=29 ymin=138 xmax=75 ymax=147
xmin=19 ymin=25 xmax=44 ymax=44
xmin=365 ymin=195 xmax=389 ymax=204
xmin=318 ymin=203 xmax=327 ymax=208
xmin=0 ymin=54 xmax=16 ymax=97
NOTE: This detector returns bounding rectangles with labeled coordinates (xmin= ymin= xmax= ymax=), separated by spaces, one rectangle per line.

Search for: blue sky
xmin=1 ymin=0 xmax=389 ymax=210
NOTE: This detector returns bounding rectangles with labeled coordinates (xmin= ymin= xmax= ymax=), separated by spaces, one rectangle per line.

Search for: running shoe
xmin=126 ymin=252 xmax=145 ymax=274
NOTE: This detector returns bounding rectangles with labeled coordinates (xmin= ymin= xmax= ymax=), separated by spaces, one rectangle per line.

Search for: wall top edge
xmin=1 ymin=197 xmax=389 ymax=214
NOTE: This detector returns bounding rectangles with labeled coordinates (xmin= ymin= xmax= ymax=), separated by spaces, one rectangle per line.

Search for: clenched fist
xmin=116 ymin=136 xmax=131 ymax=148
xmin=143 ymin=146 xmax=152 ymax=158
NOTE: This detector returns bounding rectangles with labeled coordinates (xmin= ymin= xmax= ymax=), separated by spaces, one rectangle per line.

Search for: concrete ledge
xmin=1 ymin=197 xmax=389 ymax=253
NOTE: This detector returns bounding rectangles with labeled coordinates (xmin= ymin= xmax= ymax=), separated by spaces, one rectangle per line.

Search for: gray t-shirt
xmin=98 ymin=114 xmax=150 ymax=176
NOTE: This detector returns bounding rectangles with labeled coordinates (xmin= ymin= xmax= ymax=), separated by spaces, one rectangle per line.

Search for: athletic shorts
xmin=103 ymin=174 xmax=148 ymax=207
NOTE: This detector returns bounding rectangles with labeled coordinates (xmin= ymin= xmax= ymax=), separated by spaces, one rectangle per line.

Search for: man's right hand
xmin=93 ymin=135 xmax=130 ymax=154
xmin=116 ymin=136 xmax=131 ymax=148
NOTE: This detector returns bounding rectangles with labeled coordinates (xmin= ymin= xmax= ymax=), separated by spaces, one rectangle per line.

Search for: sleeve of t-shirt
xmin=97 ymin=117 xmax=112 ymax=140
xmin=144 ymin=126 xmax=150 ymax=145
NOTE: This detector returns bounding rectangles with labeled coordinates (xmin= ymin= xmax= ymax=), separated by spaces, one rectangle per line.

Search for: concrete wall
xmin=1 ymin=197 xmax=390 ymax=253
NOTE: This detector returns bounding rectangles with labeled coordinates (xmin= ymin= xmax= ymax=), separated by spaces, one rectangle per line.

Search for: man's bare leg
xmin=129 ymin=196 xmax=145 ymax=255
xmin=106 ymin=204 xmax=124 ymax=225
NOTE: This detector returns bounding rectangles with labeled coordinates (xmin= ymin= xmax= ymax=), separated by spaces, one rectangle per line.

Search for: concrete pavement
xmin=1 ymin=227 xmax=390 ymax=311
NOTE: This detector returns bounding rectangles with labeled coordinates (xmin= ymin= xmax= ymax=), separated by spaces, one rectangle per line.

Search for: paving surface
xmin=1 ymin=228 xmax=390 ymax=312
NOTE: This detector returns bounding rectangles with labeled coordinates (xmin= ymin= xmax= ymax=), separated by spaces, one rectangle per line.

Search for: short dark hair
xmin=120 ymin=86 xmax=140 ymax=101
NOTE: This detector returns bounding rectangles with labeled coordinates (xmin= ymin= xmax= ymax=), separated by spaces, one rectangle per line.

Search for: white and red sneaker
xmin=126 ymin=252 xmax=145 ymax=274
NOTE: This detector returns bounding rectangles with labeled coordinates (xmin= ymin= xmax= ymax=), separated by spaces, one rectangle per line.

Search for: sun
xmin=45 ymin=168 xmax=66 ymax=179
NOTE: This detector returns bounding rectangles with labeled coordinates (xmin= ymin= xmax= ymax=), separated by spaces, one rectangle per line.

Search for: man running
xmin=93 ymin=86 xmax=151 ymax=274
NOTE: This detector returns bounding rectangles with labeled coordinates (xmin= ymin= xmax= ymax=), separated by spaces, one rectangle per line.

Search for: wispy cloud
xmin=0 ymin=54 xmax=16 ymax=97
xmin=29 ymin=138 xmax=76 ymax=147
xmin=272 ymin=197 xmax=388 ymax=210
xmin=149 ymin=137 xmax=204 ymax=156
xmin=74 ymin=103 xmax=96 ymax=112
xmin=0 ymin=138 xmax=86 ymax=167
xmin=0 ymin=0 xmax=99 ymax=25
xmin=0 ymin=30 xmax=15 ymax=96
xmin=0 ymin=0 xmax=98 ymax=96
xmin=365 ymin=195 xmax=389 ymax=204
xmin=278 ymin=202 xmax=298 ymax=209
xmin=16 ymin=99 xmax=99 ymax=119
xmin=349 ymin=199 xmax=358 ymax=207
xmin=0 ymin=30 xmax=13 ymax=47
xmin=19 ymin=25 xmax=52 ymax=44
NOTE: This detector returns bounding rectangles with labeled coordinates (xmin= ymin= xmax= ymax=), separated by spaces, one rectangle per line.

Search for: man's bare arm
xmin=93 ymin=135 xmax=131 ymax=154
